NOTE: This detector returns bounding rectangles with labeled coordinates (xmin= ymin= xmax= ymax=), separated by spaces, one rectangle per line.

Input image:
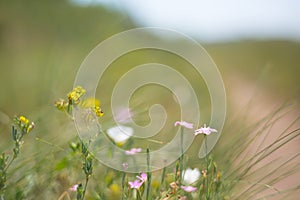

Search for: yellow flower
xmin=67 ymin=86 xmax=86 ymax=104
xmin=78 ymin=97 xmax=104 ymax=117
xmin=79 ymin=97 xmax=100 ymax=108
xmin=19 ymin=116 xmax=29 ymax=125
xmin=15 ymin=115 xmax=35 ymax=133
xmin=55 ymin=99 xmax=68 ymax=111
xmin=109 ymin=183 xmax=121 ymax=196
xmin=93 ymin=106 xmax=104 ymax=117
xmin=27 ymin=122 xmax=35 ymax=133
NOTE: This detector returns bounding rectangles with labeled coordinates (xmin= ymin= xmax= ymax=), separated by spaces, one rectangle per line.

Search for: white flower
xmin=106 ymin=125 xmax=133 ymax=144
xmin=182 ymin=168 xmax=200 ymax=185
xmin=194 ymin=124 xmax=217 ymax=136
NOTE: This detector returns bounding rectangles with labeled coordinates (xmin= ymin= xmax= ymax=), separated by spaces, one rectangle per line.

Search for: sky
xmin=71 ymin=0 xmax=300 ymax=43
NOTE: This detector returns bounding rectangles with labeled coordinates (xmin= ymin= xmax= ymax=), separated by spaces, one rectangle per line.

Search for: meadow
xmin=0 ymin=1 xmax=299 ymax=199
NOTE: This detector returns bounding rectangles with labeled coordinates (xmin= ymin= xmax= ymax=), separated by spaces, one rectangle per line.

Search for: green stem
xmin=146 ymin=148 xmax=151 ymax=200
xmin=136 ymin=189 xmax=142 ymax=200
xmin=3 ymin=157 xmax=14 ymax=173
xmin=160 ymin=166 xmax=166 ymax=190
xmin=82 ymin=176 xmax=89 ymax=200
xmin=205 ymin=136 xmax=209 ymax=200
xmin=179 ymin=127 xmax=184 ymax=186
xmin=122 ymin=172 xmax=126 ymax=200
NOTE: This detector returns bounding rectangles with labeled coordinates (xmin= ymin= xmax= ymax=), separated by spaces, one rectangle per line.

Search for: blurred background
xmin=0 ymin=0 xmax=299 ymax=199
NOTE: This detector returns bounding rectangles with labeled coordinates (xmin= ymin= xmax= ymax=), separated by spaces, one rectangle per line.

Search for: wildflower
xmin=125 ymin=147 xmax=142 ymax=155
xmin=27 ymin=121 xmax=35 ymax=133
xmin=109 ymin=183 xmax=121 ymax=196
xmin=107 ymin=125 xmax=133 ymax=145
xmin=128 ymin=172 xmax=147 ymax=189
xmin=79 ymin=97 xmax=100 ymax=108
xmin=14 ymin=115 xmax=35 ymax=134
xmin=93 ymin=105 xmax=104 ymax=117
xmin=68 ymin=86 xmax=86 ymax=105
xmin=79 ymin=98 xmax=104 ymax=117
xmin=69 ymin=184 xmax=79 ymax=191
xmin=137 ymin=172 xmax=147 ymax=182
xmin=54 ymin=98 xmax=68 ymax=111
xmin=194 ymin=124 xmax=217 ymax=135
xmin=19 ymin=116 xmax=29 ymax=125
xmin=128 ymin=180 xmax=143 ymax=189
xmin=180 ymin=185 xmax=197 ymax=192
xmin=182 ymin=168 xmax=200 ymax=185
xmin=174 ymin=121 xmax=193 ymax=129
xmin=122 ymin=162 xmax=128 ymax=170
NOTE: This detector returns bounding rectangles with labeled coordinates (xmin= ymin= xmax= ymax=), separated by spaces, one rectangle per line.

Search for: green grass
xmin=0 ymin=1 xmax=299 ymax=199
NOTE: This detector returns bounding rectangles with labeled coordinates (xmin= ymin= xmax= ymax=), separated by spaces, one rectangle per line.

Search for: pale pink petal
xmin=194 ymin=124 xmax=217 ymax=135
xmin=128 ymin=180 xmax=143 ymax=189
xmin=174 ymin=121 xmax=193 ymax=129
xmin=181 ymin=185 xmax=197 ymax=192
xmin=137 ymin=172 xmax=147 ymax=182
xmin=122 ymin=162 xmax=128 ymax=170
xmin=69 ymin=184 xmax=78 ymax=191
xmin=125 ymin=148 xmax=142 ymax=155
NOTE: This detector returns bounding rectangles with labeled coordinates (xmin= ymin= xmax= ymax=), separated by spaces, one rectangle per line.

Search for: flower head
xmin=122 ymin=162 xmax=129 ymax=170
xmin=125 ymin=147 xmax=142 ymax=155
xmin=128 ymin=180 xmax=143 ymax=189
xmin=181 ymin=185 xmax=197 ymax=192
xmin=55 ymin=98 xmax=68 ymax=111
xmin=68 ymin=86 xmax=86 ymax=104
xmin=107 ymin=125 xmax=133 ymax=145
xmin=93 ymin=105 xmax=104 ymax=117
xmin=182 ymin=168 xmax=200 ymax=185
xmin=69 ymin=184 xmax=79 ymax=192
xmin=137 ymin=172 xmax=147 ymax=182
xmin=14 ymin=115 xmax=35 ymax=134
xmin=174 ymin=121 xmax=193 ymax=129
xmin=194 ymin=124 xmax=217 ymax=136
xmin=128 ymin=172 xmax=147 ymax=189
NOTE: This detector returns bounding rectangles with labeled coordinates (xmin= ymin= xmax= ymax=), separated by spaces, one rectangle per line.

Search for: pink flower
xmin=69 ymin=184 xmax=78 ymax=191
xmin=128 ymin=180 xmax=143 ymax=189
xmin=128 ymin=172 xmax=147 ymax=189
xmin=181 ymin=185 xmax=197 ymax=192
xmin=137 ymin=172 xmax=147 ymax=182
xmin=194 ymin=124 xmax=217 ymax=135
xmin=122 ymin=162 xmax=128 ymax=170
xmin=174 ymin=121 xmax=193 ymax=129
xmin=125 ymin=148 xmax=142 ymax=155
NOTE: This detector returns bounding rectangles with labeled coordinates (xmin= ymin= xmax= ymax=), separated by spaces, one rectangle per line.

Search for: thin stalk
xmin=160 ymin=166 xmax=166 ymax=190
xmin=179 ymin=127 xmax=184 ymax=186
xmin=205 ymin=136 xmax=209 ymax=200
xmin=146 ymin=148 xmax=151 ymax=200
xmin=82 ymin=175 xmax=89 ymax=199
xmin=122 ymin=172 xmax=126 ymax=200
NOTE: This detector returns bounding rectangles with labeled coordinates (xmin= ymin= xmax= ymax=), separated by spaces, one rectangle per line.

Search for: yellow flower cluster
xmin=55 ymin=86 xmax=103 ymax=117
xmin=68 ymin=86 xmax=86 ymax=105
xmin=78 ymin=97 xmax=104 ymax=117
xmin=54 ymin=98 xmax=68 ymax=111
xmin=15 ymin=115 xmax=35 ymax=134
xmin=93 ymin=106 xmax=104 ymax=117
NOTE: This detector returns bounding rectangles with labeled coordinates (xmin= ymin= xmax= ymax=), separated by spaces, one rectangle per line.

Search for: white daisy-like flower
xmin=106 ymin=125 xmax=133 ymax=144
xmin=182 ymin=168 xmax=200 ymax=185
xmin=194 ymin=124 xmax=217 ymax=136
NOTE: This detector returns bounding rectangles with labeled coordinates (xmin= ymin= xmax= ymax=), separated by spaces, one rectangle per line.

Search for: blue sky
xmin=71 ymin=0 xmax=300 ymax=42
